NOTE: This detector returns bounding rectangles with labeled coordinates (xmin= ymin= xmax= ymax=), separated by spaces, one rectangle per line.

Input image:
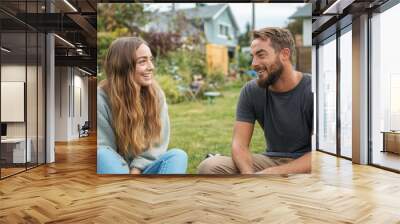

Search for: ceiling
xmin=310 ymin=0 xmax=391 ymax=44
xmin=0 ymin=0 xmax=97 ymax=75
xmin=1 ymin=0 xmax=395 ymax=75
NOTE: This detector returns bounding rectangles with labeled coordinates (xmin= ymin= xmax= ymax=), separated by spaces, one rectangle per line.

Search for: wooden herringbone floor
xmin=1 ymin=135 xmax=400 ymax=224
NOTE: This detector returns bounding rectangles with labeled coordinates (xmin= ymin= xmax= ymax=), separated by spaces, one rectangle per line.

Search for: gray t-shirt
xmin=236 ymin=73 xmax=313 ymax=158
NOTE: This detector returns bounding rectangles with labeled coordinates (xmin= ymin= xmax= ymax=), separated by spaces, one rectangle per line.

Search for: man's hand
xmin=231 ymin=121 xmax=255 ymax=174
xmin=255 ymin=152 xmax=311 ymax=174
xmin=130 ymin=168 xmax=141 ymax=174
xmin=255 ymin=167 xmax=284 ymax=175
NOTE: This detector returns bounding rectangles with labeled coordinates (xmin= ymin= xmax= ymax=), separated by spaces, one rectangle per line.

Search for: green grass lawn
xmin=168 ymin=81 xmax=266 ymax=174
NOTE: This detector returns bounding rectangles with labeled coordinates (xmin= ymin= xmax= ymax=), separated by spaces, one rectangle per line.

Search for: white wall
xmin=71 ymin=72 xmax=89 ymax=139
xmin=55 ymin=67 xmax=69 ymax=141
xmin=1 ymin=82 xmax=25 ymax=122
xmin=1 ymin=63 xmax=46 ymax=164
xmin=1 ymin=65 xmax=26 ymax=81
xmin=54 ymin=67 xmax=89 ymax=141
xmin=1 ymin=65 xmax=29 ymax=138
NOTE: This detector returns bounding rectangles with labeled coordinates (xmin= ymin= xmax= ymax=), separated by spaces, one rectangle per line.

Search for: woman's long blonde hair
xmin=101 ymin=37 xmax=161 ymax=157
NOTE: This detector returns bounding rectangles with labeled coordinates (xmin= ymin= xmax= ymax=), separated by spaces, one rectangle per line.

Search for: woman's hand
xmin=130 ymin=168 xmax=141 ymax=174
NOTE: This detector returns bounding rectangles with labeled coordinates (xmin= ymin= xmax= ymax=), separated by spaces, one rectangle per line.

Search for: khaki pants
xmin=197 ymin=154 xmax=294 ymax=174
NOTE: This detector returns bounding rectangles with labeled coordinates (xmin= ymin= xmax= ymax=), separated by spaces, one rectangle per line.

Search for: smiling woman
xmin=133 ymin=44 xmax=155 ymax=86
xmin=96 ymin=37 xmax=188 ymax=175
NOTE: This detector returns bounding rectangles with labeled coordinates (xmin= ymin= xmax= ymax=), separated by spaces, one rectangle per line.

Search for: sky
xmin=144 ymin=3 xmax=308 ymax=34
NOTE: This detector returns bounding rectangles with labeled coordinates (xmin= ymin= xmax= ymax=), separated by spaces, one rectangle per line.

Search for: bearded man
xmin=198 ymin=27 xmax=313 ymax=174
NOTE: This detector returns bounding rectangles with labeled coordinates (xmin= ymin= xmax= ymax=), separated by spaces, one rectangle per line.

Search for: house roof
xmin=161 ymin=4 xmax=239 ymax=31
xmin=290 ymin=5 xmax=312 ymax=19
xmin=179 ymin=4 xmax=227 ymax=20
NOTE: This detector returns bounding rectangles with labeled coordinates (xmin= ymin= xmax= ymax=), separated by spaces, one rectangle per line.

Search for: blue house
xmin=178 ymin=4 xmax=240 ymax=55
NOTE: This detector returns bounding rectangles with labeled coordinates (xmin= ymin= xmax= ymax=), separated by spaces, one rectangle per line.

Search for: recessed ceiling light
xmin=78 ymin=67 xmax=92 ymax=76
xmin=63 ymin=0 xmax=78 ymax=12
xmin=323 ymin=0 xmax=353 ymax=15
xmin=54 ymin=34 xmax=75 ymax=48
xmin=1 ymin=47 xmax=11 ymax=53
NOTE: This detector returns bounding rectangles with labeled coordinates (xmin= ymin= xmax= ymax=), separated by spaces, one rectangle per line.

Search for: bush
xmin=155 ymin=47 xmax=207 ymax=90
xmin=155 ymin=56 xmax=171 ymax=77
xmin=206 ymin=69 xmax=225 ymax=87
xmin=238 ymin=51 xmax=252 ymax=71
xmin=144 ymin=31 xmax=183 ymax=57
xmin=156 ymin=75 xmax=184 ymax=104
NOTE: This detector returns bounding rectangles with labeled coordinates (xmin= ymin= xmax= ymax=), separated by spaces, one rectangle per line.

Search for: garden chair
xmin=204 ymin=91 xmax=221 ymax=104
xmin=78 ymin=121 xmax=90 ymax=138
xmin=190 ymin=74 xmax=205 ymax=98
xmin=203 ymin=81 xmax=221 ymax=104
xmin=177 ymin=84 xmax=196 ymax=101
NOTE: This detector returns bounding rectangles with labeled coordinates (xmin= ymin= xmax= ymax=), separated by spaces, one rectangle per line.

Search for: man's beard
xmin=256 ymin=59 xmax=283 ymax=89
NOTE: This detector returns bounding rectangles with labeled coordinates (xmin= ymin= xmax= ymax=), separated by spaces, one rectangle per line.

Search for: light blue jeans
xmin=97 ymin=146 xmax=188 ymax=174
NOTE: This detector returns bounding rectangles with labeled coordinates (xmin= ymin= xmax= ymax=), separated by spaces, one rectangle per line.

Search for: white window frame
xmin=217 ymin=22 xmax=231 ymax=39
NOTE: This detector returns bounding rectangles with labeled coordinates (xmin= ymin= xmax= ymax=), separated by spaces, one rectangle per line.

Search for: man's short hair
xmin=252 ymin=27 xmax=296 ymax=63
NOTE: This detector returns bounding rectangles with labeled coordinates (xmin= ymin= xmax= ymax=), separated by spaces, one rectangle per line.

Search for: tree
xmin=238 ymin=22 xmax=251 ymax=48
xmin=287 ymin=18 xmax=303 ymax=36
xmin=97 ymin=3 xmax=151 ymax=35
xmin=143 ymin=32 xmax=183 ymax=57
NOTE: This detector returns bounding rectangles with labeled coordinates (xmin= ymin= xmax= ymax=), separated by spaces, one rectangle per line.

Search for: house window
xmin=317 ymin=35 xmax=337 ymax=155
xmin=219 ymin=24 xmax=229 ymax=37
xmin=370 ymin=2 xmax=400 ymax=171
